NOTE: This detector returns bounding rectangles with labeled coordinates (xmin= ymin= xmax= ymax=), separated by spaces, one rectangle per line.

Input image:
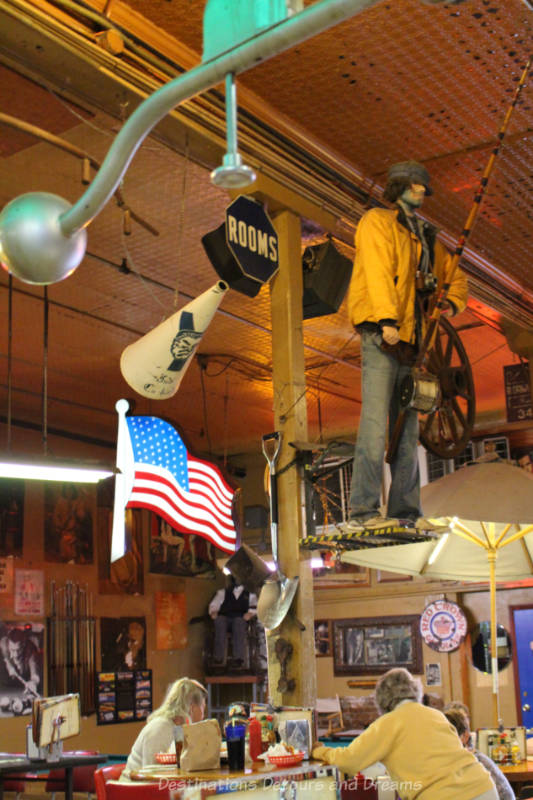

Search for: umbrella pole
xmin=488 ymin=551 xmax=499 ymax=727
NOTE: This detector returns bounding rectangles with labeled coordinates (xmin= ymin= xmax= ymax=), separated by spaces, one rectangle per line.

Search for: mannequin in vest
xmin=208 ymin=575 xmax=257 ymax=666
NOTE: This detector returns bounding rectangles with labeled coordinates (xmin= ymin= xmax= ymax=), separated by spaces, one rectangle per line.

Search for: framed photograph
xmin=314 ymin=619 xmax=331 ymax=657
xmin=313 ymin=559 xmax=370 ymax=589
xmin=100 ymin=617 xmax=147 ymax=671
xmin=333 ymin=615 xmax=423 ymax=676
xmin=425 ymin=662 xmax=442 ymax=687
xmin=377 ymin=570 xmax=412 ymax=583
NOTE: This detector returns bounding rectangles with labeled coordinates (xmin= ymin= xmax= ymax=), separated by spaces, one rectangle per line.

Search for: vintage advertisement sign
xmin=14 ymin=569 xmax=44 ymax=616
xmin=155 ymin=591 xmax=187 ymax=650
xmin=0 ymin=557 xmax=14 ymax=594
xmin=420 ymin=600 xmax=467 ymax=652
xmin=503 ymin=363 xmax=532 ymax=423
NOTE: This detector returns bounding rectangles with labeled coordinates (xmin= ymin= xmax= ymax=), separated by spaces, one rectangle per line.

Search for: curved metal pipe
xmin=0 ymin=112 xmax=159 ymax=236
xmin=59 ymin=0 xmax=382 ymax=235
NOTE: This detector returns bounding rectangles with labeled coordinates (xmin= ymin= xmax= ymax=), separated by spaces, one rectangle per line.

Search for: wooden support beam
xmin=266 ymin=207 xmax=316 ymax=708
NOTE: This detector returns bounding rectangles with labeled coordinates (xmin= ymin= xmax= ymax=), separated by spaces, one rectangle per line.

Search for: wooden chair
xmin=316 ymin=695 xmax=345 ymax=737
xmin=94 ymin=763 xmax=126 ymax=800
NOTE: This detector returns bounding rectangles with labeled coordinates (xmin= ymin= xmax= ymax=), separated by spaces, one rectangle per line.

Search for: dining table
xmin=131 ymin=758 xmax=338 ymax=799
xmin=0 ymin=751 xmax=104 ymax=800
xmin=500 ymin=758 xmax=533 ymax=794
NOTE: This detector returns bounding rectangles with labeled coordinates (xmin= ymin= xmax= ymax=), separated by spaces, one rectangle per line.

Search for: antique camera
xmin=415 ymin=271 xmax=438 ymax=294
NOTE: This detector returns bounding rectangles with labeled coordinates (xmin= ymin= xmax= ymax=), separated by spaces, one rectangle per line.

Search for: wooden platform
xmin=300 ymin=526 xmax=439 ymax=551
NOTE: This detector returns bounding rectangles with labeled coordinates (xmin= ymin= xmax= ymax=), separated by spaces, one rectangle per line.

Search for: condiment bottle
xmin=492 ymin=733 xmax=508 ymax=764
xmin=509 ymin=732 xmax=521 ymax=764
xmin=248 ymin=716 xmax=263 ymax=762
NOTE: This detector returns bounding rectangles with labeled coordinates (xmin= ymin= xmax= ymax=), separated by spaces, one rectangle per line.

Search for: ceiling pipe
xmin=0 ymin=0 xmax=462 ymax=286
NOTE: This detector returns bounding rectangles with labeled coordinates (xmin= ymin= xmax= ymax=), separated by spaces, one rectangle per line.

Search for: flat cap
xmin=387 ymin=161 xmax=433 ymax=195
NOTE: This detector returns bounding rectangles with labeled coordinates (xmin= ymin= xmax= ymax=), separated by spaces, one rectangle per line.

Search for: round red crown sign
xmin=419 ymin=600 xmax=467 ymax=653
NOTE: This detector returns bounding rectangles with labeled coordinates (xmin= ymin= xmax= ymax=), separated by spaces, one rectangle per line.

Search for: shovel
xmin=257 ymin=432 xmax=299 ymax=631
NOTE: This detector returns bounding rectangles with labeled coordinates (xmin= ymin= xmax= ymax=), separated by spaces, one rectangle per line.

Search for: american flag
xmin=123 ymin=415 xmax=237 ymax=553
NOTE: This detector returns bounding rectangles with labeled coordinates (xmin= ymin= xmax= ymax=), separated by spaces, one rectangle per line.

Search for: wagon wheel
xmin=419 ymin=315 xmax=475 ymax=459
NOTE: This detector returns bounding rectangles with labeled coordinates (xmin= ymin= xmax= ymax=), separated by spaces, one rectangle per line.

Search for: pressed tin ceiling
xmin=0 ymin=0 xmax=532 ymax=468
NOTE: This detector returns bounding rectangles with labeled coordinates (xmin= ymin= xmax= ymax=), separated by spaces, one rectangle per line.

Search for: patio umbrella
xmin=341 ymin=459 xmax=533 ymax=725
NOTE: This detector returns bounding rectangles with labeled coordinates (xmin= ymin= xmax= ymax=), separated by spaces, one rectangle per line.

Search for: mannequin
xmin=343 ymin=161 xmax=468 ymax=532
xmin=209 ymin=575 xmax=257 ymax=666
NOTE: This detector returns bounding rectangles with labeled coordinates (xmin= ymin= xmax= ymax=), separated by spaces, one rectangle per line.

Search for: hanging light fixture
xmin=0 ymin=459 xmax=113 ymax=483
xmin=1 ymin=282 xmax=114 ymax=483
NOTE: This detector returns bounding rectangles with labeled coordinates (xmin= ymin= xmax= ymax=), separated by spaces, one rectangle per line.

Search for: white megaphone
xmin=120 ymin=280 xmax=228 ymax=399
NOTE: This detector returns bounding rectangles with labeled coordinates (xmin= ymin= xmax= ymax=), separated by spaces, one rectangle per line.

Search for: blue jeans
xmin=348 ymin=330 xmax=421 ymax=521
xmin=214 ymin=615 xmax=247 ymax=661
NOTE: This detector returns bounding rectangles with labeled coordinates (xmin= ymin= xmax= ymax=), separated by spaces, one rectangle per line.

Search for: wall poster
xmin=0 ymin=621 xmax=44 ymax=716
xmin=0 ymin=557 xmax=14 ymax=594
xmin=0 ymin=479 xmax=24 ymax=557
xmin=14 ymin=569 xmax=44 ymax=616
xmin=44 ymin=482 xmax=93 ymax=564
xmin=97 ymin=477 xmax=143 ymax=595
xmin=100 ymin=617 xmax=147 ymax=672
xmin=149 ymin=514 xmax=217 ymax=578
xmin=155 ymin=591 xmax=187 ymax=650
xmin=96 ymin=669 xmax=152 ymax=725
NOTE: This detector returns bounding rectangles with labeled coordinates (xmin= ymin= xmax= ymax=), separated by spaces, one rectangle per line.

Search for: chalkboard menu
xmin=96 ymin=669 xmax=152 ymax=725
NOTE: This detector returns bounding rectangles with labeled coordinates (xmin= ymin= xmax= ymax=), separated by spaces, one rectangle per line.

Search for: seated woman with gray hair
xmin=444 ymin=708 xmax=515 ymax=800
xmin=312 ymin=667 xmax=497 ymax=800
xmin=120 ymin=677 xmax=207 ymax=780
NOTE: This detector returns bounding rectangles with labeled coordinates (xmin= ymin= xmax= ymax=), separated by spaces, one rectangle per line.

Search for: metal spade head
xmin=257 ymin=574 xmax=299 ymax=630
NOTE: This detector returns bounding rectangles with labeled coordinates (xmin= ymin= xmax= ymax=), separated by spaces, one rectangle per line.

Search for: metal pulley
xmin=399 ymin=368 xmax=441 ymax=414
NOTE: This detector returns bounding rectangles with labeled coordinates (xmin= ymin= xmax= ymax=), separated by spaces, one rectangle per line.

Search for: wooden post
xmin=266 ymin=207 xmax=316 ymax=708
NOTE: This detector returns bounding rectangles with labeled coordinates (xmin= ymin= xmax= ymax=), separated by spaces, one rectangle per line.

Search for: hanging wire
xmin=6 ymin=275 xmax=13 ymax=452
xmin=121 ymin=230 xmax=167 ymax=311
xmin=278 ymin=328 xmax=358 ymax=423
xmin=199 ymin=361 xmax=212 ymax=455
xmin=42 ymin=287 xmax=49 ymax=457
xmin=173 ymin=133 xmax=190 ymax=310
xmin=223 ymin=371 xmax=230 ymax=469
xmin=316 ymin=386 xmax=323 ymax=442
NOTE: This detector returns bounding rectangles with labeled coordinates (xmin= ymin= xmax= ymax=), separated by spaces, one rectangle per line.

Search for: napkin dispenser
xmin=180 ymin=718 xmax=221 ymax=771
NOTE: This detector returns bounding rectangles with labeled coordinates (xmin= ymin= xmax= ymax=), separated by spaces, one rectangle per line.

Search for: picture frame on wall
xmin=425 ymin=662 xmax=442 ymax=687
xmin=377 ymin=570 xmax=412 ymax=583
xmin=313 ymin=559 xmax=370 ymax=589
xmin=314 ymin=619 xmax=331 ymax=657
xmin=332 ymin=615 xmax=423 ymax=676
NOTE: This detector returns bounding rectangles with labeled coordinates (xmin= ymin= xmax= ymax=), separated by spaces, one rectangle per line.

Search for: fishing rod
xmin=386 ymin=55 xmax=532 ymax=464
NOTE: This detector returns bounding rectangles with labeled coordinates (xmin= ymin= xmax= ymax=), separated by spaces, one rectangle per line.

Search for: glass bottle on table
xmin=509 ymin=731 xmax=522 ymax=764
xmin=492 ymin=733 xmax=508 ymax=764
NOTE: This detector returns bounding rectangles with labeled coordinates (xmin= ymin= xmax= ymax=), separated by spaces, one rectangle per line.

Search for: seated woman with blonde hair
xmin=312 ymin=667 xmax=498 ymax=800
xmin=120 ymin=677 xmax=207 ymax=780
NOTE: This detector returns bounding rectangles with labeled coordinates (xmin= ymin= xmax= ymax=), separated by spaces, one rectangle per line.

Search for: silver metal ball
xmin=0 ymin=192 xmax=87 ymax=285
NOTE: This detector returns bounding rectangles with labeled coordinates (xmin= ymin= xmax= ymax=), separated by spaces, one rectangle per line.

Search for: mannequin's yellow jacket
xmin=347 ymin=207 xmax=468 ymax=343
